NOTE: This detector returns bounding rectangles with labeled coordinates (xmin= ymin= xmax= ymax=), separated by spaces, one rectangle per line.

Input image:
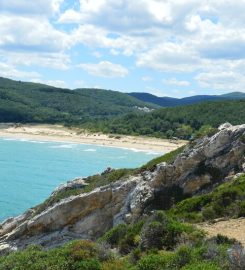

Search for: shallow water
xmin=0 ymin=138 xmax=161 ymax=221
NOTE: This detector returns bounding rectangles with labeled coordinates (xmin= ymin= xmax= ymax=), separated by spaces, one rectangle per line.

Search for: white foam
xmin=2 ymin=138 xmax=16 ymax=141
xmin=84 ymin=148 xmax=97 ymax=152
xmin=29 ymin=140 xmax=46 ymax=144
xmin=146 ymin=151 xmax=161 ymax=155
xmin=50 ymin=144 xmax=77 ymax=149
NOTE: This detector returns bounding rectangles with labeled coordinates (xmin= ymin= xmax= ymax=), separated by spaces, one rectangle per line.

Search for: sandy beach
xmin=0 ymin=123 xmax=187 ymax=153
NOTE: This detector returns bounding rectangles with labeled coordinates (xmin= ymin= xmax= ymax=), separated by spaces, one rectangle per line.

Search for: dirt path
xmin=197 ymin=218 xmax=245 ymax=246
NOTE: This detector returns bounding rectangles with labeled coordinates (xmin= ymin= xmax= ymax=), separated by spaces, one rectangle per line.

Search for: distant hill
xmin=83 ymin=99 xmax=245 ymax=139
xmin=0 ymin=77 xmax=158 ymax=124
xmin=128 ymin=92 xmax=245 ymax=107
xmin=221 ymin=92 xmax=245 ymax=98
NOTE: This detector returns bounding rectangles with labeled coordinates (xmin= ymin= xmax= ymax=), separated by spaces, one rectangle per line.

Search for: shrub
xmin=101 ymin=259 xmax=134 ymax=270
xmin=172 ymin=245 xmax=192 ymax=268
xmin=99 ymin=224 xmax=127 ymax=246
xmin=212 ymin=234 xmax=237 ymax=246
xmin=73 ymin=259 xmax=101 ymax=270
xmin=181 ymin=261 xmax=221 ymax=270
xmin=202 ymin=206 xmax=216 ymax=220
xmin=170 ymin=174 xmax=245 ymax=222
xmin=140 ymin=211 xmax=197 ymax=251
xmin=68 ymin=240 xmax=99 ymax=261
xmin=136 ymin=253 xmax=174 ymax=270
xmin=238 ymin=200 xmax=245 ymax=217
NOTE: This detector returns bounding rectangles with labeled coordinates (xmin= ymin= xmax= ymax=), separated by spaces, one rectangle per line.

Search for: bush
xmin=68 ymin=240 xmax=99 ymax=261
xmin=100 ymin=220 xmax=144 ymax=255
xmin=170 ymin=174 xmax=245 ymax=222
xmin=212 ymin=234 xmax=237 ymax=246
xmin=136 ymin=253 xmax=174 ymax=270
xmin=101 ymin=259 xmax=134 ymax=270
xmin=181 ymin=261 xmax=221 ymax=270
xmin=140 ymin=211 xmax=197 ymax=251
xmin=73 ymin=259 xmax=101 ymax=270
xmin=173 ymin=245 xmax=192 ymax=268
xmin=99 ymin=224 xmax=127 ymax=246
xmin=238 ymin=200 xmax=245 ymax=217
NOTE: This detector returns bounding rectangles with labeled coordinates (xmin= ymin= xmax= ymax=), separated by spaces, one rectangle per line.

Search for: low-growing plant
xmin=169 ymin=174 xmax=245 ymax=222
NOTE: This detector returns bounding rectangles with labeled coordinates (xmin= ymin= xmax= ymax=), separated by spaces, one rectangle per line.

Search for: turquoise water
xmin=0 ymin=138 xmax=161 ymax=221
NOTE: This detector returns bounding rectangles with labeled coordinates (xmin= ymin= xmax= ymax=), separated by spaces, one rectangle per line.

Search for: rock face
xmin=0 ymin=123 xmax=244 ymax=253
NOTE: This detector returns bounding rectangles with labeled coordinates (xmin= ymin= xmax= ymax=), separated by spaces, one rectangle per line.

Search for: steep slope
xmin=128 ymin=91 xmax=245 ymax=107
xmin=0 ymin=123 xmax=244 ymax=253
xmin=0 ymin=77 xmax=157 ymax=124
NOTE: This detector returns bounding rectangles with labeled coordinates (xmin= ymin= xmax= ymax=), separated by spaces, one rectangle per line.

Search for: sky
xmin=0 ymin=0 xmax=245 ymax=97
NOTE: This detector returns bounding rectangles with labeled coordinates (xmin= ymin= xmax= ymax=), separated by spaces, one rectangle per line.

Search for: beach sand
xmin=0 ymin=123 xmax=187 ymax=153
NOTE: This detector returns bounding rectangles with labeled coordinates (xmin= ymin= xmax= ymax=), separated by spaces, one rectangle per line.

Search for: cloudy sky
xmin=0 ymin=0 xmax=245 ymax=97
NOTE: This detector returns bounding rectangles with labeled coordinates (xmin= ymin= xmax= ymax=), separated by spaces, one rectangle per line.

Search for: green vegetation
xmin=169 ymin=174 xmax=245 ymax=222
xmin=84 ymin=100 xmax=245 ymax=139
xmin=1 ymin=77 xmax=244 ymax=140
xmin=1 ymin=160 xmax=244 ymax=270
xmin=0 ymin=77 xmax=157 ymax=124
xmin=140 ymin=146 xmax=185 ymax=171
xmin=0 ymin=211 xmax=241 ymax=270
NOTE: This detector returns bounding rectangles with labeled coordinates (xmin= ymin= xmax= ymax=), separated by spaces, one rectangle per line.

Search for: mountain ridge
xmin=128 ymin=91 xmax=245 ymax=107
xmin=0 ymin=77 xmax=158 ymax=124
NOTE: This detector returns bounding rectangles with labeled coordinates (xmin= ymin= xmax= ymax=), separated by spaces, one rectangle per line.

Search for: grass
xmin=169 ymin=174 xmax=245 ymax=222
xmin=139 ymin=146 xmax=185 ymax=172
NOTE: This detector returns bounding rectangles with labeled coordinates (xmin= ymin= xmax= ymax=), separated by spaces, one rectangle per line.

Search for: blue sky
xmin=0 ymin=0 xmax=245 ymax=97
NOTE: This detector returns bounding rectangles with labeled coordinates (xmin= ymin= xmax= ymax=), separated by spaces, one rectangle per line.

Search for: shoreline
xmin=0 ymin=124 xmax=187 ymax=153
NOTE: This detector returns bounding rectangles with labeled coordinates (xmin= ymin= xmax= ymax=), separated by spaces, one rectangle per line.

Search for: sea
xmin=0 ymin=137 xmax=161 ymax=222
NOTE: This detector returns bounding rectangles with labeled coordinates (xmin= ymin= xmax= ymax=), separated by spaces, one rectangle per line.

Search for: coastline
xmin=0 ymin=123 xmax=187 ymax=153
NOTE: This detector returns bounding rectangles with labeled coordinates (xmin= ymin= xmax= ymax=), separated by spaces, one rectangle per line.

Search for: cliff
xmin=0 ymin=123 xmax=244 ymax=254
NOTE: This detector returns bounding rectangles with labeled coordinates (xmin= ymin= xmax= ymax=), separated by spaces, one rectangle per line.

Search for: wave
xmin=50 ymin=144 xmax=77 ymax=149
xmin=83 ymin=148 xmax=97 ymax=152
xmin=146 ymin=151 xmax=162 ymax=155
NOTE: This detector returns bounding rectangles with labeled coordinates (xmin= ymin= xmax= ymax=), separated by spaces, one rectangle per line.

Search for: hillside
xmin=0 ymin=77 xmax=157 ymax=124
xmin=128 ymin=92 xmax=245 ymax=107
xmin=0 ymin=123 xmax=244 ymax=269
xmin=83 ymin=100 xmax=245 ymax=139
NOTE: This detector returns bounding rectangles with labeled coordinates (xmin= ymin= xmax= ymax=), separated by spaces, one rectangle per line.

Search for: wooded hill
xmin=1 ymin=77 xmax=244 ymax=140
xmin=82 ymin=99 xmax=245 ymax=139
xmin=0 ymin=77 xmax=157 ymax=124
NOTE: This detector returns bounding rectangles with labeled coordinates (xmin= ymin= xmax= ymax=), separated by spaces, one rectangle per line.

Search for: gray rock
xmin=0 ymin=123 xmax=244 ymax=253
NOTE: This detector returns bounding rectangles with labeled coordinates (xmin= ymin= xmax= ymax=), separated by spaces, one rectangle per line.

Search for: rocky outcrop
xmin=0 ymin=123 xmax=244 ymax=253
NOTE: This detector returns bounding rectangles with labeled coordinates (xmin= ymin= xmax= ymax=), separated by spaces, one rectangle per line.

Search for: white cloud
xmin=1 ymin=51 xmax=70 ymax=70
xmin=58 ymin=9 xmax=82 ymax=23
xmin=92 ymin=51 xmax=102 ymax=58
xmin=0 ymin=15 xmax=69 ymax=52
xmin=78 ymin=61 xmax=129 ymax=78
xmin=0 ymin=62 xmax=41 ymax=79
xmin=163 ymin=78 xmax=190 ymax=87
xmin=137 ymin=43 xmax=200 ymax=72
xmin=142 ymin=76 xmax=153 ymax=82
xmin=0 ymin=0 xmax=63 ymax=17
xmin=195 ymin=70 xmax=245 ymax=92
xmin=1 ymin=0 xmax=245 ymax=93
xmin=0 ymin=13 xmax=70 ymax=71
